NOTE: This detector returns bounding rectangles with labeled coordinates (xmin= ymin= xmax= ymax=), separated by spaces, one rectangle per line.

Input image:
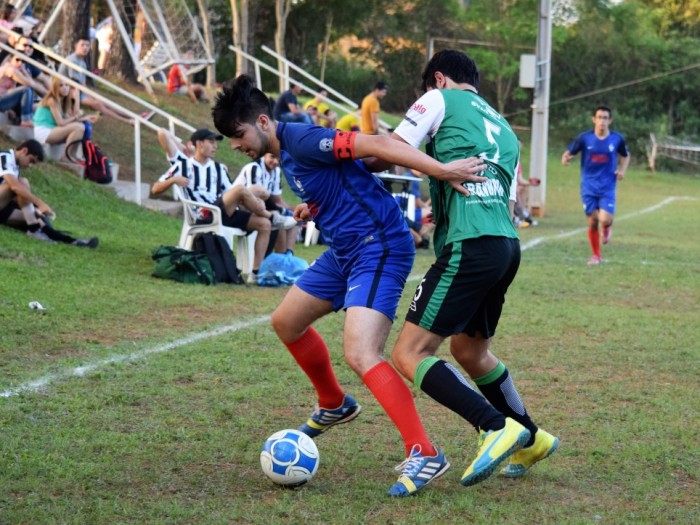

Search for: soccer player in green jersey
xmin=388 ymin=50 xmax=559 ymax=491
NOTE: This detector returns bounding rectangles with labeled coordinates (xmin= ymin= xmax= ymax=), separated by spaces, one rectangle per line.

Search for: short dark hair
xmin=593 ymin=105 xmax=612 ymax=118
xmin=18 ymin=139 xmax=45 ymax=162
xmin=374 ymin=81 xmax=387 ymax=91
xmin=212 ymin=75 xmax=273 ymax=137
xmin=421 ymin=49 xmax=480 ymax=92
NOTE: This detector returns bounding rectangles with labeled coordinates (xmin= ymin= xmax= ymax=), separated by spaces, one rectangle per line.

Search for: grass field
xmin=1 ymin=149 xmax=699 ymax=524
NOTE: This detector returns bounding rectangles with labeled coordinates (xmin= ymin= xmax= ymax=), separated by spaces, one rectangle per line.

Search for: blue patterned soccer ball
xmin=260 ymin=429 xmax=319 ymax=486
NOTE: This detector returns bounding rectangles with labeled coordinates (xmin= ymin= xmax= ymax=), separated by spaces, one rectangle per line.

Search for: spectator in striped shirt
xmin=234 ymin=153 xmax=299 ymax=255
xmin=151 ymin=128 xmax=296 ymax=279
xmin=0 ymin=139 xmax=98 ymax=247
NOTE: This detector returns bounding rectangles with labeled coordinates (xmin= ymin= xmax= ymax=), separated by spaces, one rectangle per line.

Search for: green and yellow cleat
xmin=461 ymin=417 xmax=530 ymax=487
xmin=500 ymin=428 xmax=559 ymax=478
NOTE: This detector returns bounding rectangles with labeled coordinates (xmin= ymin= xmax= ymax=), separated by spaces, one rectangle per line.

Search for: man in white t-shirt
xmin=234 ymin=153 xmax=299 ymax=254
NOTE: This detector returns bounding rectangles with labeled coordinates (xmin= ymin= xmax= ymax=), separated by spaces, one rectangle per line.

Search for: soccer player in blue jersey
xmin=212 ymin=74 xmax=488 ymax=497
xmin=562 ymin=105 xmax=630 ymax=265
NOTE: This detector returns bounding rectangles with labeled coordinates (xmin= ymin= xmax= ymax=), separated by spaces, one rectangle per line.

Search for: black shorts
xmin=0 ymin=201 xmax=18 ymax=224
xmin=406 ymin=236 xmax=520 ymax=338
xmin=214 ymin=197 xmax=252 ymax=230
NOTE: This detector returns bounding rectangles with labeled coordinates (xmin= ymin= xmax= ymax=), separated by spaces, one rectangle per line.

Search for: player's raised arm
xmin=340 ymin=131 xmax=487 ymax=193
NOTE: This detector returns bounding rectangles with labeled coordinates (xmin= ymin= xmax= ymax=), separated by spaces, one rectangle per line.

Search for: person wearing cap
xmin=360 ymin=81 xmax=388 ymax=135
xmin=151 ymin=128 xmax=297 ymax=279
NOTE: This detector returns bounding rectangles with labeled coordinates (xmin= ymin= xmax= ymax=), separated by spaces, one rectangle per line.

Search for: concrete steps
xmin=105 ymin=170 xmax=181 ymax=216
xmin=0 ymin=123 xmax=34 ymax=142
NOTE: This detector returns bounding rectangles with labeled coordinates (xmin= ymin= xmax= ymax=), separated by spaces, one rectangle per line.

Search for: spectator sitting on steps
xmin=273 ymin=82 xmax=313 ymax=124
xmin=58 ymin=37 xmax=134 ymax=124
xmin=12 ymin=35 xmax=49 ymax=97
xmin=0 ymin=52 xmax=34 ymax=127
xmin=33 ymin=77 xmax=100 ymax=161
xmin=167 ymin=50 xmax=209 ymax=104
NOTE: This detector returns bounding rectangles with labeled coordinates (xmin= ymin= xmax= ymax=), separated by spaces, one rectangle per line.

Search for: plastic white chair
xmin=304 ymin=221 xmax=320 ymax=246
xmin=392 ymin=192 xmax=416 ymax=222
xmin=172 ymin=186 xmax=256 ymax=274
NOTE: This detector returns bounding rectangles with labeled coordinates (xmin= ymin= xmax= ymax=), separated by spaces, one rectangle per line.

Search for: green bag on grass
xmin=151 ymin=246 xmax=215 ymax=285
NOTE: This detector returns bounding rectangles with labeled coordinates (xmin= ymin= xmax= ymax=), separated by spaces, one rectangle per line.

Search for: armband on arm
xmin=333 ymin=130 xmax=357 ymax=161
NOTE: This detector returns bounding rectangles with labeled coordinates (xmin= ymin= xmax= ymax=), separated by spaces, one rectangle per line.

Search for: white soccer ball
xmin=260 ymin=429 xmax=319 ymax=487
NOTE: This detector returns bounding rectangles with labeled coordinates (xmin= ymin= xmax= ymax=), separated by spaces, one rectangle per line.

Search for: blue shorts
xmin=582 ymin=190 xmax=616 ymax=216
xmin=295 ymin=241 xmax=414 ymax=321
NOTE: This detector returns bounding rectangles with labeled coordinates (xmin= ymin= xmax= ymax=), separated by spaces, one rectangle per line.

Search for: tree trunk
xmin=319 ymin=12 xmax=332 ymax=83
xmin=274 ymin=0 xmax=292 ymax=93
xmin=231 ymin=0 xmax=250 ymax=77
xmin=61 ymin=0 xmax=91 ymax=56
xmin=196 ymin=0 xmax=216 ymax=89
xmin=106 ymin=0 xmax=138 ymax=85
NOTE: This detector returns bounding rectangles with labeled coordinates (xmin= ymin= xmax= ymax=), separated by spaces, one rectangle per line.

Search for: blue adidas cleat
xmin=461 ymin=417 xmax=530 ymax=487
xmin=298 ymin=393 xmax=362 ymax=438
xmin=388 ymin=445 xmax=450 ymax=497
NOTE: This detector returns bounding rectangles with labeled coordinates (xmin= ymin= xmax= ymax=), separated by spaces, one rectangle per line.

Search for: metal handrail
xmin=0 ymin=41 xmax=152 ymax=203
xmin=0 ymin=27 xmax=199 ymax=205
xmin=228 ymin=45 xmax=357 ymax=120
xmin=0 ymin=25 xmax=195 ymax=136
xmin=260 ymin=44 xmax=392 ymax=130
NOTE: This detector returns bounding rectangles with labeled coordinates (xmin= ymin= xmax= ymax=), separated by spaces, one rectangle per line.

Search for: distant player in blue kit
xmin=562 ymin=105 xmax=630 ymax=265
xmin=211 ymin=75 xmax=488 ymax=496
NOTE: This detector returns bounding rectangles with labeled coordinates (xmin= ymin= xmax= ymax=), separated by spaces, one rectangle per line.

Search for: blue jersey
xmin=277 ymin=123 xmax=410 ymax=270
xmin=568 ymin=130 xmax=628 ymax=195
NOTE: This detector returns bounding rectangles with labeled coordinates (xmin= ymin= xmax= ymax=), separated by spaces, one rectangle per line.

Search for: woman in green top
xmin=33 ymin=77 xmax=99 ymax=160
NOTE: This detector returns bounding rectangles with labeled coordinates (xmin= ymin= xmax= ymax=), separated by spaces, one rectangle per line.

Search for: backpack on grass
xmin=152 ymin=246 xmax=215 ymax=285
xmin=66 ymin=138 xmax=113 ymax=184
xmin=193 ymin=233 xmax=244 ymax=284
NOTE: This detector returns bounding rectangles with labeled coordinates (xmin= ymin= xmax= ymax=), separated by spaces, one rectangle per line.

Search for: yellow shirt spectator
xmin=337 ymin=112 xmax=361 ymax=132
xmin=360 ymin=81 xmax=387 ymax=134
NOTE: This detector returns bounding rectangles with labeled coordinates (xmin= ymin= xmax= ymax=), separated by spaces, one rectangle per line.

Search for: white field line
xmin=519 ymin=196 xmax=697 ymax=252
xmin=2 ymin=196 xmax=696 ymax=399
xmin=1 ymin=316 xmax=270 ymax=398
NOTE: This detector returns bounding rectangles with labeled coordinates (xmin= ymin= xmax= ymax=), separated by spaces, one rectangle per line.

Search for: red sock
xmin=284 ymin=327 xmax=344 ymax=408
xmin=588 ymin=227 xmax=600 ymax=257
xmin=362 ymin=361 xmax=435 ymax=457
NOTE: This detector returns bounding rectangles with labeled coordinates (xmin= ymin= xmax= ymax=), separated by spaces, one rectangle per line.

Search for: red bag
xmin=66 ymin=139 xmax=113 ymax=184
